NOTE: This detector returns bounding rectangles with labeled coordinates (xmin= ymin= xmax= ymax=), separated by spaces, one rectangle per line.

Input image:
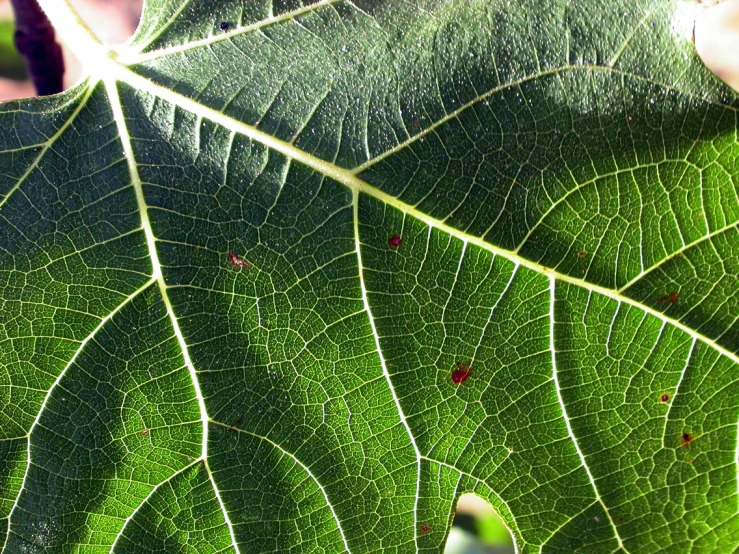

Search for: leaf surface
xmin=1 ymin=0 xmax=738 ymax=552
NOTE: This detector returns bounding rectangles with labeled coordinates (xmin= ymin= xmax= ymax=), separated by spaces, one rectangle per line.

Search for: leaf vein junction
xmin=548 ymin=274 xmax=628 ymax=552
xmin=353 ymin=188 xmax=422 ymax=549
xmin=2 ymin=278 xmax=156 ymax=551
xmin=104 ymin=57 xmax=739 ymax=375
xmin=104 ymin=77 xmax=241 ymax=552
xmin=213 ymin=421 xmax=352 ymax=553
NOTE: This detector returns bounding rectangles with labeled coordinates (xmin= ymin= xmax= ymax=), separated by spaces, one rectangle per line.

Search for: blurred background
xmin=1 ymin=0 xmax=737 ymax=552
xmin=0 ymin=0 xmax=142 ymax=99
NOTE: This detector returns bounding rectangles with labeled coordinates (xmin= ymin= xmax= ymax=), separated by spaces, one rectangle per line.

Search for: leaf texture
xmin=0 ymin=0 xmax=738 ymax=552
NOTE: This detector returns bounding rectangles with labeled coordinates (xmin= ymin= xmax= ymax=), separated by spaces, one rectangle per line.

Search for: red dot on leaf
xmin=227 ymin=252 xmax=251 ymax=268
xmin=658 ymin=292 xmax=679 ymax=305
xmin=451 ymin=361 xmax=471 ymax=384
xmin=420 ymin=523 xmax=430 ymax=533
xmin=660 ymin=394 xmax=669 ymax=402
xmin=413 ymin=119 xmax=420 ymax=126
xmin=388 ymin=235 xmax=402 ymax=248
xmin=681 ymin=432 xmax=692 ymax=445
xmin=578 ymin=251 xmax=586 ymax=257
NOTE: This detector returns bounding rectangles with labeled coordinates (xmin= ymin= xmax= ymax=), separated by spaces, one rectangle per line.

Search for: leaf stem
xmin=36 ymin=0 xmax=109 ymax=79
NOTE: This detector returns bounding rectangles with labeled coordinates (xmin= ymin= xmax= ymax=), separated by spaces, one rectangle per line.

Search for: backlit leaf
xmin=1 ymin=1 xmax=737 ymax=552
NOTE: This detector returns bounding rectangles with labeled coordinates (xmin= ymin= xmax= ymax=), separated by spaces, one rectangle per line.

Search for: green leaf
xmin=1 ymin=0 xmax=738 ymax=551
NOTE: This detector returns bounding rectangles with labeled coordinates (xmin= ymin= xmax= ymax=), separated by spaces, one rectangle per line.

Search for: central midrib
xmin=97 ymin=57 xmax=739 ymax=370
xmin=36 ymin=0 xmax=739 ymax=367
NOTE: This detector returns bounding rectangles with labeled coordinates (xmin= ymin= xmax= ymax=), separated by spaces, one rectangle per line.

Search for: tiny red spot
xmin=193 ymin=246 xmax=200 ymax=255
xmin=681 ymin=432 xmax=692 ymax=446
xmin=578 ymin=251 xmax=586 ymax=257
xmin=451 ymin=361 xmax=471 ymax=384
xmin=388 ymin=235 xmax=402 ymax=248
xmin=413 ymin=119 xmax=420 ymax=126
xmin=658 ymin=292 xmax=679 ymax=305
xmin=420 ymin=523 xmax=430 ymax=534
xmin=660 ymin=394 xmax=669 ymax=403
xmin=227 ymin=252 xmax=251 ymax=268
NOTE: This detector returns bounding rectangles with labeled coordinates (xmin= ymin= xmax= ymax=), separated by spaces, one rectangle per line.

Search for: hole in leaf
xmin=446 ymin=493 xmax=514 ymax=553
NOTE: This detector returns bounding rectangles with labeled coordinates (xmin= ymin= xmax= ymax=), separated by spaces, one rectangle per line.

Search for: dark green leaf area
xmin=134 ymin=2 xmax=684 ymax=175
xmin=556 ymin=283 xmax=739 ymax=552
xmin=120 ymin=88 xmax=423 ymax=551
xmin=134 ymin=0 xmax=325 ymax=54
xmin=362 ymin=71 xmax=737 ymax=296
xmin=0 ymin=438 xmax=26 ymax=545
xmin=136 ymin=0 xmax=417 ymax=167
xmin=210 ymin=430 xmax=350 ymax=554
xmin=137 ymin=0 xmax=565 ymax=168
xmin=0 ymin=86 xmax=149 ymax=441
xmin=5 ymin=286 xmax=201 ymax=552
xmin=0 ymin=88 xmax=88 ymax=200
xmin=115 ymin=463 xmax=235 ymax=554
xmin=121 ymin=86 xmax=353 ymax=280
xmin=358 ymin=195 xmax=600 ymax=547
